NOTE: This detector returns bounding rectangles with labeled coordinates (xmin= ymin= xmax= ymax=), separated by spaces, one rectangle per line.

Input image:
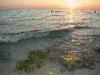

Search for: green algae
xmin=16 ymin=50 xmax=48 ymax=72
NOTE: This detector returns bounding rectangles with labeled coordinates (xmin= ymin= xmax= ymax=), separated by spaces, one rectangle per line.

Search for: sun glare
xmin=66 ymin=0 xmax=78 ymax=9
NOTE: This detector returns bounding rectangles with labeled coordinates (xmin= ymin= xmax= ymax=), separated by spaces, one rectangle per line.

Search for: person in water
xmin=51 ymin=10 xmax=53 ymax=12
xmin=94 ymin=10 xmax=96 ymax=13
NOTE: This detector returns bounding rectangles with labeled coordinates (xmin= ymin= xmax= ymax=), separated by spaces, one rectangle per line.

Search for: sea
xmin=0 ymin=9 xmax=100 ymax=75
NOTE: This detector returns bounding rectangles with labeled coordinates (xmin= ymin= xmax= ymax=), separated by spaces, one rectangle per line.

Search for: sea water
xmin=0 ymin=9 xmax=100 ymax=75
xmin=0 ymin=9 xmax=100 ymax=42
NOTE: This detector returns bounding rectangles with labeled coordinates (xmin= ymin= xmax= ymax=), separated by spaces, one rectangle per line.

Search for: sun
xmin=66 ymin=0 xmax=78 ymax=9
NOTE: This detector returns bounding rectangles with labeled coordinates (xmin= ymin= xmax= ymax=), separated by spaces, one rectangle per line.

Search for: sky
xmin=0 ymin=0 xmax=100 ymax=9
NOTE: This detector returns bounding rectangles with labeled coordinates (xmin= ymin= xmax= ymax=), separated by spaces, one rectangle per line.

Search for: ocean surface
xmin=0 ymin=9 xmax=100 ymax=42
xmin=0 ymin=9 xmax=100 ymax=75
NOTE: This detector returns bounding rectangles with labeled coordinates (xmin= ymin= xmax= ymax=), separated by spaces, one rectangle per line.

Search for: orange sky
xmin=0 ymin=0 xmax=100 ymax=9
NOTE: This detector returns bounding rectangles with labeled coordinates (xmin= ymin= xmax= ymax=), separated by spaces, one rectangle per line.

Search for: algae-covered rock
xmin=16 ymin=50 xmax=48 ymax=72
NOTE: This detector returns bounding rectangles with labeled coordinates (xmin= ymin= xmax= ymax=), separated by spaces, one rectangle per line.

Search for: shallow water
xmin=0 ymin=9 xmax=100 ymax=75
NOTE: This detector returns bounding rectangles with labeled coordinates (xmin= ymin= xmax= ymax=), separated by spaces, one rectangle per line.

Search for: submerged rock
xmin=0 ymin=50 xmax=10 ymax=61
xmin=94 ymin=47 xmax=100 ymax=53
xmin=59 ymin=51 xmax=100 ymax=71
xmin=16 ymin=50 xmax=49 ymax=72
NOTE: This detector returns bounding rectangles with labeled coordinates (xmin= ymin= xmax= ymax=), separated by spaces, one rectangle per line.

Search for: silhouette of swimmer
xmin=94 ymin=10 xmax=96 ymax=13
xmin=51 ymin=10 xmax=53 ymax=12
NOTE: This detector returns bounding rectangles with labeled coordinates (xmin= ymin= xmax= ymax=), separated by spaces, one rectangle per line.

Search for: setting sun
xmin=65 ymin=0 xmax=79 ymax=9
xmin=0 ymin=0 xmax=100 ymax=9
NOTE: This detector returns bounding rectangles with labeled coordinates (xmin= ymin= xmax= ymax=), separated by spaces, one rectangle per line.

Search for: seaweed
xmin=16 ymin=50 xmax=48 ymax=72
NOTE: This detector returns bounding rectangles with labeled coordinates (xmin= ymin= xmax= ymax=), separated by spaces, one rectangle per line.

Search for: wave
xmin=0 ymin=30 xmax=49 ymax=43
xmin=0 ymin=29 xmax=72 ymax=43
